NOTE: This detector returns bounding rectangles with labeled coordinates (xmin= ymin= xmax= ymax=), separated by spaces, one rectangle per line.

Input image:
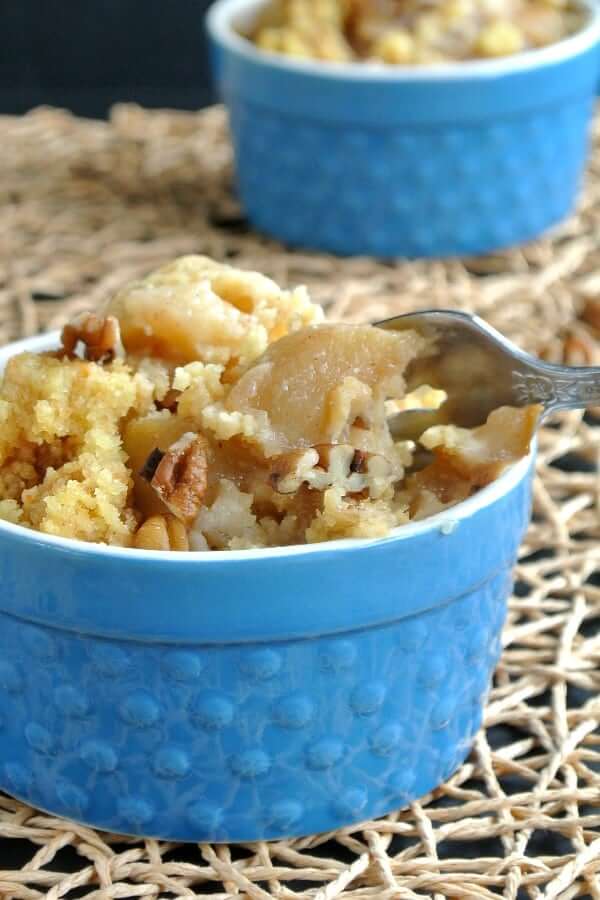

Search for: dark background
xmin=1 ymin=0 xmax=217 ymax=118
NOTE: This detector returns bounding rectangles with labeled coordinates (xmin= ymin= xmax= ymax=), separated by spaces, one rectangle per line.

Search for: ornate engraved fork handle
xmin=513 ymin=363 xmax=600 ymax=413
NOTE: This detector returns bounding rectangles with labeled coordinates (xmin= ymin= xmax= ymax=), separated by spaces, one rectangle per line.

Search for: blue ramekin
xmin=0 ymin=333 xmax=535 ymax=842
xmin=207 ymin=0 xmax=600 ymax=258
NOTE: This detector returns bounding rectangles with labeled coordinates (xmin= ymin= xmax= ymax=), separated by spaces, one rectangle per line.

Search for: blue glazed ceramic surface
xmin=207 ymin=0 xmax=600 ymax=258
xmin=0 ymin=334 xmax=535 ymax=842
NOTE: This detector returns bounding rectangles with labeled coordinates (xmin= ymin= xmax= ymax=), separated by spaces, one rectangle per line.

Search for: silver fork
xmin=376 ymin=310 xmax=600 ymax=439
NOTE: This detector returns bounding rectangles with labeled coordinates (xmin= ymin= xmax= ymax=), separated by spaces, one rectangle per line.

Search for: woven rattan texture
xmin=0 ymin=105 xmax=599 ymax=900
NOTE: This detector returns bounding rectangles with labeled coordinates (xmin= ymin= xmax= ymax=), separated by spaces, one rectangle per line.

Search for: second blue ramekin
xmin=0 ymin=333 xmax=535 ymax=842
xmin=207 ymin=0 xmax=600 ymax=258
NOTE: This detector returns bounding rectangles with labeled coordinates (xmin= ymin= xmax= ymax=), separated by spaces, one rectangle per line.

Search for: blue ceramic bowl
xmin=0 ymin=333 xmax=535 ymax=842
xmin=207 ymin=0 xmax=600 ymax=258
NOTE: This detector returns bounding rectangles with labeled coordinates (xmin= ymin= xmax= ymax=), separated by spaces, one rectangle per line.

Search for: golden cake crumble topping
xmin=0 ymin=255 xmax=539 ymax=550
xmin=249 ymin=0 xmax=584 ymax=64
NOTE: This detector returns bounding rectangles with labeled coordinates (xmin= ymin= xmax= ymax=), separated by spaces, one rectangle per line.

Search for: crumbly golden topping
xmin=107 ymin=255 xmax=322 ymax=374
xmin=249 ymin=0 xmax=583 ymax=64
xmin=0 ymin=352 xmax=154 ymax=544
xmin=0 ymin=255 xmax=539 ymax=550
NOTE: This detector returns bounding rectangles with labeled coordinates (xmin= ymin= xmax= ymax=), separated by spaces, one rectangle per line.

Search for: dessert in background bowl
xmin=0 ymin=257 xmax=537 ymax=842
xmin=207 ymin=0 xmax=600 ymax=258
xmin=251 ymin=0 xmax=584 ymax=64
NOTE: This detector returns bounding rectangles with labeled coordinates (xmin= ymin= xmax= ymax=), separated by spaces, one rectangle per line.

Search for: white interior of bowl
xmin=0 ymin=331 xmax=534 ymax=561
xmin=207 ymin=0 xmax=600 ymax=80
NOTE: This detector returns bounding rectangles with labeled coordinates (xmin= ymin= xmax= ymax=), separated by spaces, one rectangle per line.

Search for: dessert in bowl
xmin=0 ymin=257 xmax=536 ymax=841
xmin=207 ymin=0 xmax=600 ymax=257
xmin=250 ymin=0 xmax=585 ymax=64
xmin=0 ymin=256 xmax=537 ymax=549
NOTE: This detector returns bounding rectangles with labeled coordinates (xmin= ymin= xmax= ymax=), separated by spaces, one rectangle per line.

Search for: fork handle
xmin=513 ymin=362 xmax=600 ymax=414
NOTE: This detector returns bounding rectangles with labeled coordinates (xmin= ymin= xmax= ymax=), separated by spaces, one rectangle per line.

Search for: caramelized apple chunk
xmin=107 ymin=255 xmax=323 ymax=371
xmin=419 ymin=404 xmax=542 ymax=481
xmin=404 ymin=405 xmax=541 ymax=518
xmin=224 ymin=323 xmax=426 ymax=453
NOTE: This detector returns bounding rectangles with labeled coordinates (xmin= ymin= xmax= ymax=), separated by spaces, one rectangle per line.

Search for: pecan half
xmin=133 ymin=514 xmax=190 ymax=551
xmin=143 ymin=432 xmax=208 ymax=523
xmin=60 ymin=312 xmax=123 ymax=363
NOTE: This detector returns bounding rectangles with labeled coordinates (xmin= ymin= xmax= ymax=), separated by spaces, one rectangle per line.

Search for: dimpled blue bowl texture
xmin=207 ymin=0 xmax=600 ymax=258
xmin=0 ymin=334 xmax=535 ymax=843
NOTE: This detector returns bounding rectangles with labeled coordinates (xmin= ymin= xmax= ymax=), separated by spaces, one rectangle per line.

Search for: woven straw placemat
xmin=0 ymin=104 xmax=599 ymax=900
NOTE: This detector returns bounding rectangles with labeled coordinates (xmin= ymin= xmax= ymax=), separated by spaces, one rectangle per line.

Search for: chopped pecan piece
xmin=142 ymin=432 xmax=208 ymax=523
xmin=60 ymin=312 xmax=123 ymax=364
xmin=133 ymin=514 xmax=190 ymax=551
xmin=581 ymin=298 xmax=600 ymax=332
xmin=314 ymin=444 xmax=355 ymax=483
xmin=349 ymin=449 xmax=369 ymax=474
xmin=269 ymin=448 xmax=320 ymax=494
xmin=156 ymin=389 xmax=181 ymax=412
xmin=315 ymin=445 xmax=393 ymax=497
xmin=269 ymin=443 xmax=394 ymax=499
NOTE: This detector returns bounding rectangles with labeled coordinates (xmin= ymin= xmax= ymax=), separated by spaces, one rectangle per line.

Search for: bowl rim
xmin=0 ymin=330 xmax=534 ymax=563
xmin=206 ymin=0 xmax=600 ymax=81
